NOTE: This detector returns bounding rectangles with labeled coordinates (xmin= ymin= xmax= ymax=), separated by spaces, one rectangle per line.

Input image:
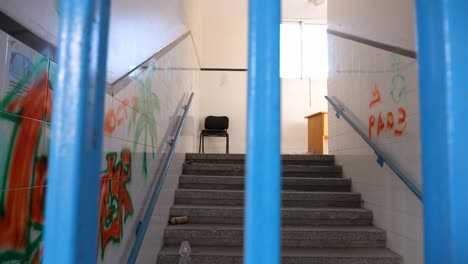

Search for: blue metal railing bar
xmin=245 ymin=0 xmax=282 ymax=263
xmin=43 ymin=0 xmax=111 ymax=263
xmin=415 ymin=1 xmax=468 ymax=263
xmin=325 ymin=96 xmax=423 ymax=201
xmin=127 ymin=92 xmax=195 ymax=264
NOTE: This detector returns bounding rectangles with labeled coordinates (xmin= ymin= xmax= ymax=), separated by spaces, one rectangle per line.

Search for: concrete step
xmin=170 ymin=205 xmax=372 ymax=226
xmin=179 ymin=175 xmax=352 ymax=192
xmin=186 ymin=153 xmax=336 ymax=166
xmin=175 ymin=189 xmax=361 ymax=208
xmin=158 ymin=247 xmax=403 ymax=264
xmin=164 ymin=224 xmax=386 ymax=248
xmin=183 ymin=163 xmax=342 ymax=178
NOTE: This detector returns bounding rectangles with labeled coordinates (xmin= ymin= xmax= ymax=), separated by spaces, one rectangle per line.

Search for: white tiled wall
xmin=327 ymin=33 xmax=423 ymax=264
xmin=99 ymin=35 xmax=200 ymax=264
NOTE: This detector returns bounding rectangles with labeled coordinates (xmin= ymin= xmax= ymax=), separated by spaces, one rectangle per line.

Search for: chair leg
xmin=226 ymin=133 xmax=229 ymax=154
xmin=199 ymin=134 xmax=202 ymax=153
xmin=202 ymin=135 xmax=205 ymax=153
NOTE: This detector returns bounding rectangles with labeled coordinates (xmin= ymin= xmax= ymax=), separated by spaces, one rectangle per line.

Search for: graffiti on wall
xmin=369 ymin=84 xmax=382 ymax=108
xmin=368 ymin=103 xmax=407 ymax=139
xmin=390 ymin=53 xmax=407 ymax=104
xmin=0 ymin=55 xmax=52 ymax=263
xmin=130 ymin=65 xmax=160 ymax=180
xmin=98 ymin=150 xmax=134 ymax=258
xmin=367 ymin=53 xmax=410 ymax=140
xmin=104 ymin=64 xmax=161 ymax=181
xmin=104 ymin=96 xmax=139 ymax=134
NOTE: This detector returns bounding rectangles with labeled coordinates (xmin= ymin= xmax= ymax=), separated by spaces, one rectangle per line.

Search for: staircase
xmin=157 ymin=153 xmax=402 ymax=264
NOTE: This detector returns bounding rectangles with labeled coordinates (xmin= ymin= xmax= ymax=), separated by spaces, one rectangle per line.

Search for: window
xmin=280 ymin=23 xmax=328 ymax=79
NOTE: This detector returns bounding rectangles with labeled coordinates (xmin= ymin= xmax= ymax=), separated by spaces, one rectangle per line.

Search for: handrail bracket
xmin=376 ymin=154 xmax=385 ymax=167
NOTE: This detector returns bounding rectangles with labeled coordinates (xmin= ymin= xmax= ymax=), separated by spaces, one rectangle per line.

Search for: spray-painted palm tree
xmin=129 ymin=64 xmax=160 ymax=181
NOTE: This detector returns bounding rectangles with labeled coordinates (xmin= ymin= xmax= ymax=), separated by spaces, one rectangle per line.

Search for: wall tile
xmin=3 ymin=37 xmax=49 ymax=121
xmin=329 ymin=35 xmax=423 ymax=264
xmin=0 ymin=31 xmax=8 ymax=113
xmin=0 ymin=114 xmax=45 ymax=190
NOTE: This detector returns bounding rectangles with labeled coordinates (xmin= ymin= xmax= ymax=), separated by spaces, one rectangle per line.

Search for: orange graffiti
xmin=368 ymin=108 xmax=407 ymax=139
xmin=0 ymin=73 xmax=52 ymax=252
xmin=104 ymin=97 xmax=138 ymax=134
xmin=31 ymin=157 xmax=48 ymax=224
xmin=394 ymin=107 xmax=407 ymax=136
xmin=369 ymin=84 xmax=382 ymax=108
xmin=99 ymin=150 xmax=134 ymax=256
xmin=386 ymin=112 xmax=394 ymax=129
xmin=369 ymin=115 xmax=376 ymax=140
xmin=377 ymin=112 xmax=385 ymax=136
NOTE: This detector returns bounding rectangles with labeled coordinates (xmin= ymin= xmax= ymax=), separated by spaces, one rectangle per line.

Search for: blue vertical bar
xmin=44 ymin=0 xmax=111 ymax=263
xmin=415 ymin=1 xmax=468 ymax=263
xmin=245 ymin=0 xmax=281 ymax=263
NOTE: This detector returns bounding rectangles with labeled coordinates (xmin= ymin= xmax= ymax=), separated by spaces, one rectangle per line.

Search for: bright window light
xmin=280 ymin=23 xmax=328 ymax=79
xmin=280 ymin=24 xmax=301 ymax=78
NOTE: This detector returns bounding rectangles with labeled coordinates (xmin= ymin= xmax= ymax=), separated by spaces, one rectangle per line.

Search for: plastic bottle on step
xmin=178 ymin=237 xmax=191 ymax=264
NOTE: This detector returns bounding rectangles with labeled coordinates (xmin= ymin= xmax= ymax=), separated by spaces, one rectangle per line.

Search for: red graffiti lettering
xmin=31 ymin=157 xmax=48 ymax=224
xmin=368 ymin=114 xmax=375 ymax=139
xmin=368 ymin=108 xmax=407 ymax=139
xmin=369 ymin=84 xmax=382 ymax=108
xmin=104 ymin=109 xmax=117 ymax=133
xmin=104 ymin=97 xmax=138 ymax=134
xmin=0 ymin=72 xmax=52 ymax=260
xmin=377 ymin=112 xmax=385 ymax=136
xmin=99 ymin=150 xmax=134 ymax=257
xmin=386 ymin=112 xmax=394 ymax=129
xmin=394 ymin=107 xmax=407 ymax=136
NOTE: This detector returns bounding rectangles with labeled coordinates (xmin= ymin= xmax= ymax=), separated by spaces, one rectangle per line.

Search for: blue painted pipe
xmin=43 ymin=0 xmax=111 ymax=263
xmin=325 ymin=96 xmax=423 ymax=201
xmin=245 ymin=0 xmax=282 ymax=263
xmin=414 ymin=0 xmax=468 ymax=263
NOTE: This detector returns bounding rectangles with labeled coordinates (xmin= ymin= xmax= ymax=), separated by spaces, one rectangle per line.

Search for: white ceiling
xmin=282 ymin=0 xmax=327 ymax=22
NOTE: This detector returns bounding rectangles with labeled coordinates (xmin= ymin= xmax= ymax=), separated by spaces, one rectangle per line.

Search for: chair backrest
xmin=205 ymin=116 xmax=229 ymax=130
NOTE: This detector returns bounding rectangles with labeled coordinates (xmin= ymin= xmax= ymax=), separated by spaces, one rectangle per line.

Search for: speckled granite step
xmin=178 ymin=175 xmax=352 ymax=192
xmin=185 ymin=153 xmax=336 ymax=166
xmin=157 ymin=247 xmax=403 ymax=264
xmin=164 ymin=224 xmax=386 ymax=248
xmin=175 ymin=189 xmax=361 ymax=207
xmin=183 ymin=163 xmax=342 ymax=177
xmin=169 ymin=205 xmax=372 ymax=226
xmin=155 ymin=154 xmax=403 ymax=263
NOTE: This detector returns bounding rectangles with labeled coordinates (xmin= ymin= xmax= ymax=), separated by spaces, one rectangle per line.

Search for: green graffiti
xmin=390 ymin=53 xmax=407 ymax=104
xmin=128 ymin=64 xmax=160 ymax=180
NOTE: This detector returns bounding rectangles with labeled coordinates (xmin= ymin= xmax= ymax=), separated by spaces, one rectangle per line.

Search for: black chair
xmin=199 ymin=116 xmax=229 ymax=153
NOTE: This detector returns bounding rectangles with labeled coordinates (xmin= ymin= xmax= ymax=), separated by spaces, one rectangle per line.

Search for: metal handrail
xmin=325 ymin=96 xmax=423 ymax=201
xmin=127 ymin=92 xmax=195 ymax=263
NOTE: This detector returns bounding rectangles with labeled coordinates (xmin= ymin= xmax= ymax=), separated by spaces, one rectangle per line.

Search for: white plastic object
xmin=178 ymin=238 xmax=191 ymax=264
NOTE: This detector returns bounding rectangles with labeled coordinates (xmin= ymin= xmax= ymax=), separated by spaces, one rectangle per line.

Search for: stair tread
xmin=176 ymin=188 xmax=361 ymax=196
xmin=176 ymin=189 xmax=358 ymax=194
xmin=165 ymin=224 xmax=383 ymax=232
xmin=186 ymin=153 xmax=335 ymax=161
xmin=171 ymin=204 xmax=370 ymax=212
xmin=159 ymin=246 xmax=401 ymax=258
xmin=180 ymin=175 xmax=350 ymax=181
xmin=185 ymin=163 xmax=341 ymax=170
